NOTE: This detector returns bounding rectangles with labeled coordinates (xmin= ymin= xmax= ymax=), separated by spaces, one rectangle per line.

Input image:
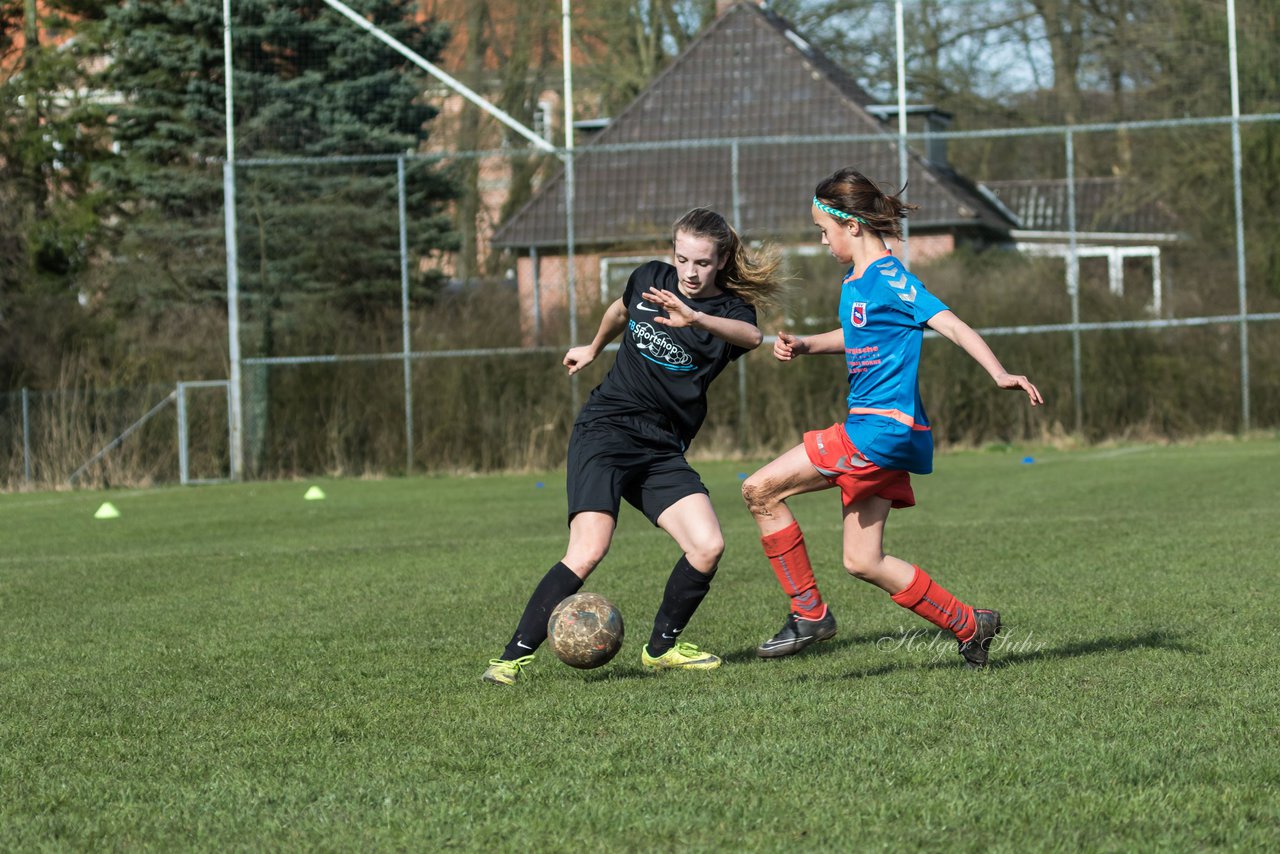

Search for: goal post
xmin=176 ymin=380 xmax=233 ymax=486
xmin=318 ymin=0 xmax=557 ymax=153
xmin=221 ymin=0 xmax=571 ymax=479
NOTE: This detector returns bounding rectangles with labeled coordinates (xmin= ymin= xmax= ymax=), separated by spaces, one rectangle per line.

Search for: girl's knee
xmin=566 ymin=544 xmax=609 ymax=575
xmin=843 ymin=552 xmax=879 ymax=580
xmin=686 ymin=534 xmax=725 ymax=570
xmin=741 ymin=475 xmax=778 ymax=517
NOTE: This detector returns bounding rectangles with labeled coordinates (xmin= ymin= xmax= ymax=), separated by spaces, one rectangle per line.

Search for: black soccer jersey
xmin=577 ymin=260 xmax=757 ymax=448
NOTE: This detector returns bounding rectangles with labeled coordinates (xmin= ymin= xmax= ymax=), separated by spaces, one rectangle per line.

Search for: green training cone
xmin=303 ymin=486 xmax=326 ymax=501
xmin=94 ymin=501 xmax=121 ymax=520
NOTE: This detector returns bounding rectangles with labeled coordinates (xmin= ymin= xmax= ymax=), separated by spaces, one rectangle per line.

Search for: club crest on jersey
xmin=851 ymin=301 xmax=868 ymax=328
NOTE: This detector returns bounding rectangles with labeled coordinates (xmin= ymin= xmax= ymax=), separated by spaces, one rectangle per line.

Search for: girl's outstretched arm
xmin=927 ymin=310 xmax=1044 ymax=406
xmin=641 ymin=287 xmax=763 ymax=350
xmin=564 ymin=298 xmax=629 ymax=375
xmin=773 ymin=329 xmax=844 ymax=361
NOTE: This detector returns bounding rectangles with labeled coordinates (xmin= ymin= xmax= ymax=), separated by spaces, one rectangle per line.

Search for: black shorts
xmin=566 ymin=413 xmax=708 ymax=526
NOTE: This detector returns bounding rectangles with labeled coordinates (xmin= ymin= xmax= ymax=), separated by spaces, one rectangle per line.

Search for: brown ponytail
xmin=813 ymin=168 xmax=918 ymax=241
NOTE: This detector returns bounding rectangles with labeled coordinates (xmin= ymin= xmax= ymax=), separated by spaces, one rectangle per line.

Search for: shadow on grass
xmin=994 ymin=629 xmax=1200 ymax=667
xmin=570 ymin=632 xmax=892 ymax=683
xmin=568 ymin=630 xmax=1199 ymax=684
xmin=812 ymin=628 xmax=1200 ymax=681
xmin=719 ymin=630 xmax=893 ymax=665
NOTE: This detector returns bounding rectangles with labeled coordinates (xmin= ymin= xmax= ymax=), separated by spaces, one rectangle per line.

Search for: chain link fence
xmin=4 ymin=0 xmax=1278 ymax=490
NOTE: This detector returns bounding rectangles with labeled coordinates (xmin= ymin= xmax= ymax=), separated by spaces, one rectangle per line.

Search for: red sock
xmin=890 ymin=565 xmax=977 ymax=641
xmin=761 ymin=522 xmax=825 ymax=620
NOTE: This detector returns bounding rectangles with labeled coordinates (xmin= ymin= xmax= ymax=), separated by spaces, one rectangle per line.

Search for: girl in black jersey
xmin=483 ymin=208 xmax=783 ymax=685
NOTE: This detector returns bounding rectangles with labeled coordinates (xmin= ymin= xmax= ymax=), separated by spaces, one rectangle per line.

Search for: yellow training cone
xmin=303 ymin=486 xmax=326 ymax=501
xmin=94 ymin=502 xmax=121 ymax=520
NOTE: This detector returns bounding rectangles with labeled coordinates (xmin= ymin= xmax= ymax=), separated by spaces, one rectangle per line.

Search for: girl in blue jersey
xmin=483 ymin=208 xmax=784 ymax=685
xmin=742 ymin=168 xmax=1043 ymax=668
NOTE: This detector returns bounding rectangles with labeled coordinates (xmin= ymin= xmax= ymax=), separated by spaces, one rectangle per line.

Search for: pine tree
xmin=97 ymin=0 xmax=458 ymax=324
xmin=0 ymin=0 xmax=113 ymax=387
xmin=96 ymin=0 xmax=458 ymax=473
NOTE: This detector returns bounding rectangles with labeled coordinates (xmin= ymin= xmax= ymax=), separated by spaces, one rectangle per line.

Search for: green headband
xmin=812 ymin=196 xmax=866 ymax=224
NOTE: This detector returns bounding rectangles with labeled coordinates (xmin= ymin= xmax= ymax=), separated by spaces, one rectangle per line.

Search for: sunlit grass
xmin=2 ymin=438 xmax=1277 ymax=850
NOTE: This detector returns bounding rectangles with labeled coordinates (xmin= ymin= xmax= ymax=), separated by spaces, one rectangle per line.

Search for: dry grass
xmin=4 ymin=251 xmax=1277 ymax=490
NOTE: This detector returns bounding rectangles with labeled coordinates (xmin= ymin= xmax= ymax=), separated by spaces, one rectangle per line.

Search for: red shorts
xmin=803 ymin=422 xmax=915 ymax=509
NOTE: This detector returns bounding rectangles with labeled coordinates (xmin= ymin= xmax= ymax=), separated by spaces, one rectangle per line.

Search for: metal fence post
xmin=398 ymin=154 xmax=414 ymax=473
xmin=563 ymin=0 xmax=580 ymax=416
xmin=895 ymin=0 xmax=910 ymax=265
xmin=223 ymin=0 xmax=244 ymax=481
xmin=21 ymin=387 xmax=31 ymax=485
xmin=1066 ymin=129 xmax=1083 ymax=435
xmin=730 ymin=140 xmax=741 ymax=228
xmin=1226 ymin=0 xmax=1250 ymax=431
xmin=177 ymin=383 xmax=190 ymax=485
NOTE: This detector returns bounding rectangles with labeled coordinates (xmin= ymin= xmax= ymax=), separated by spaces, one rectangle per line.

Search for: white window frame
xmin=1016 ymin=243 xmax=1164 ymax=314
xmin=598 ymin=254 xmax=668 ymax=303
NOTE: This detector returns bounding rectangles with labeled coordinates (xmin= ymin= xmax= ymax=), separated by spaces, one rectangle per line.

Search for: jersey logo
xmin=887 ymin=274 xmax=917 ymax=304
xmin=636 ymin=301 xmax=660 ymax=312
xmin=630 ymin=320 xmax=695 ymax=371
xmin=851 ymin=301 xmax=868 ymax=327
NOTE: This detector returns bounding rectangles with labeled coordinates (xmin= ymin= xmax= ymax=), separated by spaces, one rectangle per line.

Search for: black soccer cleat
xmin=957 ymin=609 xmax=1002 ymax=669
xmin=756 ymin=608 xmax=838 ymax=658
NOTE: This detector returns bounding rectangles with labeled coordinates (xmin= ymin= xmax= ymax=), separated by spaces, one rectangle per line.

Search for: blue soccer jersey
xmin=838 ymin=254 xmax=948 ymax=474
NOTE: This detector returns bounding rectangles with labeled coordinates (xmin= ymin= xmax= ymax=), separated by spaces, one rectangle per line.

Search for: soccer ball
xmin=547 ymin=592 xmax=625 ymax=669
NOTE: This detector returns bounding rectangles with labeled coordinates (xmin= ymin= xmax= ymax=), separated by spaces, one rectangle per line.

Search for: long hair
xmin=672 ymin=208 xmax=784 ymax=312
xmin=813 ymin=168 xmax=918 ymax=241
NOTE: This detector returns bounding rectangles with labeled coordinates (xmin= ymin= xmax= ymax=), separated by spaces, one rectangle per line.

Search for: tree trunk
xmin=1031 ymin=0 xmax=1084 ymax=124
xmin=456 ymin=0 xmax=489 ymax=285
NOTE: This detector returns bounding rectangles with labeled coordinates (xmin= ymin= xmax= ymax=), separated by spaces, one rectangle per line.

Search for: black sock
xmin=647 ymin=556 xmax=714 ymax=656
xmin=501 ymin=562 xmax=583 ymax=660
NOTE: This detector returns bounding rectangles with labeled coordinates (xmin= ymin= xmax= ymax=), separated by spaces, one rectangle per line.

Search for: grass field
xmin=3 ymin=438 xmax=1279 ymax=851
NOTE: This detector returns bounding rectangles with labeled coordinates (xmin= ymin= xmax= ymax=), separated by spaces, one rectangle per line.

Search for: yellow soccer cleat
xmin=481 ymin=654 xmax=535 ymax=686
xmin=640 ymin=641 xmax=721 ymax=671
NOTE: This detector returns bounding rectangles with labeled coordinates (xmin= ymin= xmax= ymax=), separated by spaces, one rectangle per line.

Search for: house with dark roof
xmin=491 ymin=1 xmax=1176 ymax=339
